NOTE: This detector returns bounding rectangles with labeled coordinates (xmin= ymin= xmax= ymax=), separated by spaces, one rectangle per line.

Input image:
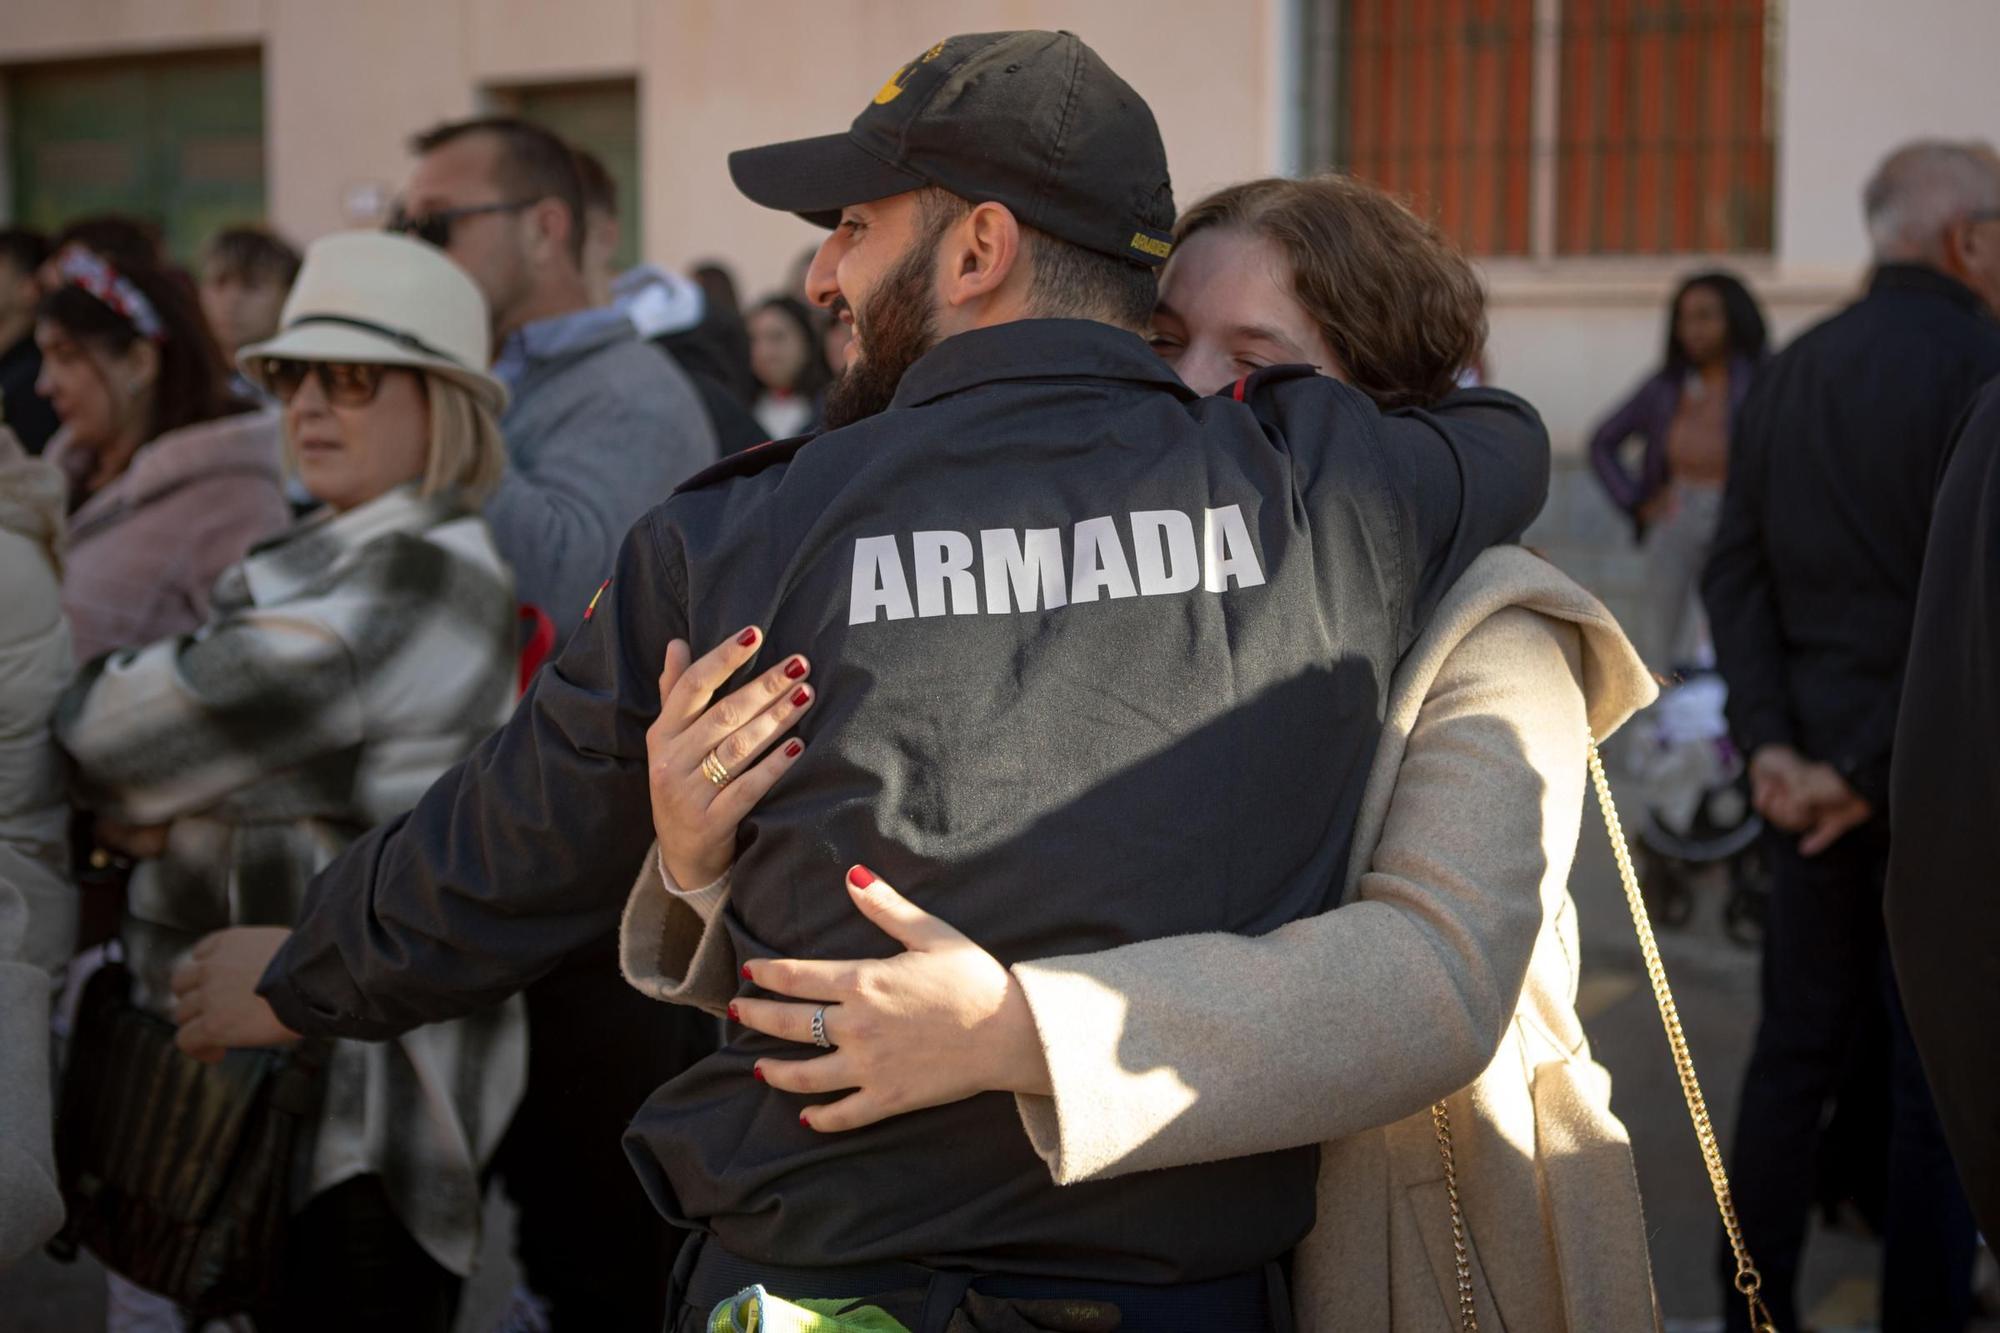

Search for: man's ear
xmin=529 ymin=197 xmax=575 ymax=268
xmin=940 ymin=202 xmax=1024 ymax=310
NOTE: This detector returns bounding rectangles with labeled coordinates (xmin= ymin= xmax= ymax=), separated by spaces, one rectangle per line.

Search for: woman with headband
xmin=36 ymin=243 xmax=288 ymax=664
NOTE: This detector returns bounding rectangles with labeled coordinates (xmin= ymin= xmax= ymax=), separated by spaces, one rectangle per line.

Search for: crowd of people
xmin=1 ymin=26 xmax=1998 ymax=1333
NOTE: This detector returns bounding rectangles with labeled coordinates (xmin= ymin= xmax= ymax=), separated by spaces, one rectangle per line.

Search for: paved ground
xmin=5 ymin=769 xmax=1992 ymax=1330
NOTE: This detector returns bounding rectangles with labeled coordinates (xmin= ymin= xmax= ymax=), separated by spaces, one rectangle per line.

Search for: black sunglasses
xmin=385 ymin=199 xmax=537 ymax=249
xmin=264 ymin=359 xmax=391 ymax=407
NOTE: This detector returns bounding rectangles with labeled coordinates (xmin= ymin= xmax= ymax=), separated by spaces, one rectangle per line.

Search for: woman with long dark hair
xmin=746 ymin=295 xmax=833 ymax=439
xmin=36 ymin=245 xmax=287 ymax=662
xmin=1588 ymin=270 xmax=1769 ymax=668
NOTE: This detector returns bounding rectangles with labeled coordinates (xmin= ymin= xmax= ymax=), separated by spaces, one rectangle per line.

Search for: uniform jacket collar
xmin=1869 ymin=262 xmax=1990 ymax=314
xmin=231 ymin=483 xmax=464 ymax=609
xmin=889 ymin=319 xmax=1197 ymax=410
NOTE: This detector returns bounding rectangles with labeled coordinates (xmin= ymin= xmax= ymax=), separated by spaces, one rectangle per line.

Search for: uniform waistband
xmin=677 ymin=1234 xmax=1291 ymax=1333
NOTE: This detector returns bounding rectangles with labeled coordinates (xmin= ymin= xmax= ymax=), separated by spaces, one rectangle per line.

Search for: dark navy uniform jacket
xmin=263 ymin=319 xmax=1548 ymax=1283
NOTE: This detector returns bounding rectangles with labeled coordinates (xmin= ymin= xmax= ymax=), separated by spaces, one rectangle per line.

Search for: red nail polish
xmin=727 ymin=1003 xmax=740 ymax=1023
xmin=784 ymin=740 xmax=803 ymax=758
xmin=799 ymin=1113 xmax=812 ymax=1129
xmin=791 ymin=687 xmax=811 ymax=708
xmin=784 ymin=657 xmax=807 ymax=679
xmin=752 ymin=1064 xmax=766 ymax=1082
xmin=848 ymin=865 xmax=877 ymax=889
xmin=740 ymin=963 xmax=753 ymax=980
xmin=737 ymin=627 xmax=758 ymax=647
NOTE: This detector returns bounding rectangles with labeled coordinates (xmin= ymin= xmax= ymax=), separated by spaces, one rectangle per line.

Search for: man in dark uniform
xmin=172 ymin=32 xmax=1548 ymax=1329
xmin=1886 ymin=373 xmax=2000 ymax=1244
xmin=1702 ymin=138 xmax=2000 ymax=1332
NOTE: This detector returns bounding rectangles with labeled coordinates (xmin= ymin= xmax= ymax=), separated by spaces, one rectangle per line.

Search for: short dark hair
xmin=0 ymin=227 xmax=51 ymax=278
xmin=572 ymin=146 xmax=617 ymax=217
xmin=410 ymin=116 xmax=587 ymax=267
xmin=201 ymin=226 xmax=302 ymax=288
xmin=916 ymin=189 xmax=1155 ymax=330
xmin=38 ymin=250 xmax=239 ymax=440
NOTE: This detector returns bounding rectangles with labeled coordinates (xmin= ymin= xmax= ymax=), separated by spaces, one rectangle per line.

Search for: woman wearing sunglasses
xmin=56 ymin=232 xmax=527 ymax=1331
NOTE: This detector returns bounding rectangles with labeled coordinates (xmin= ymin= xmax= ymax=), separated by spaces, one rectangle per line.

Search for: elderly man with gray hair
xmin=1702 ymin=137 xmax=2000 ymax=1332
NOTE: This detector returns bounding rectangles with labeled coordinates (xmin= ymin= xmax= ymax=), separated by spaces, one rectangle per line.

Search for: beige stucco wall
xmin=638 ymin=1 xmax=1278 ymax=296
xmin=3 ymin=0 xmax=1993 ymax=457
xmin=1777 ymin=0 xmax=2000 ymax=278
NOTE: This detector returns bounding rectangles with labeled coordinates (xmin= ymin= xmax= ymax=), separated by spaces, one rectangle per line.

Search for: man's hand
xmin=170 ymin=927 xmax=303 ymax=1063
xmin=1749 ymin=744 xmax=1813 ymax=831
xmin=1790 ymin=763 xmax=1874 ymax=857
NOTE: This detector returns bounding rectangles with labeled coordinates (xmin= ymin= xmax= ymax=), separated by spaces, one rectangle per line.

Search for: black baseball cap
xmin=729 ymin=31 xmax=1177 ymax=268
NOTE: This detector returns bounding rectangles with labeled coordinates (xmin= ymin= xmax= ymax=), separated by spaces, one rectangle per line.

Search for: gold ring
xmin=700 ymin=750 xmax=733 ymax=789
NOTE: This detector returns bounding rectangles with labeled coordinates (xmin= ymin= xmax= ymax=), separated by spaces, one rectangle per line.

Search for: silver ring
xmin=811 ymin=1005 xmax=832 ymax=1049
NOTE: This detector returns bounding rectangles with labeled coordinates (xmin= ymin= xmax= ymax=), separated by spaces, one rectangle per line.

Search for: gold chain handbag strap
xmin=1429 ymin=741 xmax=1778 ymax=1333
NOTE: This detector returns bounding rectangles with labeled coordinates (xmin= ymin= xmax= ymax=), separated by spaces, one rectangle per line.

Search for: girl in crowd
xmin=746 ymin=294 xmax=833 ymax=440
xmin=630 ymin=175 xmax=1662 ymax=1330
xmin=36 ymin=244 xmax=289 ymax=664
xmin=1588 ymin=270 xmax=1768 ymax=669
xmin=58 ymin=233 xmax=527 ymax=1331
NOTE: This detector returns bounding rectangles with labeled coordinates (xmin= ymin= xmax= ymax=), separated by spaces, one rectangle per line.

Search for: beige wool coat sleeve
xmin=618 ymin=548 xmax=1663 ymax=1331
xmin=1008 ymin=547 xmax=1661 ymax=1331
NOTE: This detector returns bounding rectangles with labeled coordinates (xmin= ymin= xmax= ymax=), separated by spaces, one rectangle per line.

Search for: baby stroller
xmin=1627 ymin=667 xmax=1770 ymax=945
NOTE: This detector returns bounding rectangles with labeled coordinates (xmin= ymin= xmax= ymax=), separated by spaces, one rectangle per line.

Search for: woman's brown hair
xmin=37 ymin=251 xmax=242 ymax=441
xmin=1174 ymin=174 xmax=1487 ymax=409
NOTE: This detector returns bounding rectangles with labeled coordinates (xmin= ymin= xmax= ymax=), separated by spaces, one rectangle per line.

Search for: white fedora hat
xmin=239 ymin=231 xmax=506 ymax=414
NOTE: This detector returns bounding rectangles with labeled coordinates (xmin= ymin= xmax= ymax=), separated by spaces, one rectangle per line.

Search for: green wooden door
xmin=501 ymin=79 xmax=640 ymax=271
xmin=7 ymin=49 xmax=265 ymax=263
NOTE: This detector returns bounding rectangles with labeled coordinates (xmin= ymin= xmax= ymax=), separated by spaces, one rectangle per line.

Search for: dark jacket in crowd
xmin=258 ymin=319 xmax=1548 ymax=1285
xmin=1702 ymin=264 xmax=2000 ymax=808
xmin=1885 ymin=373 xmax=2000 ymax=1241
xmin=0 ymin=331 xmax=61 ymax=455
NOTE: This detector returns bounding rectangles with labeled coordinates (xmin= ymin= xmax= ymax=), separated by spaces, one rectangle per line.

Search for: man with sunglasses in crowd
xmin=390 ymin=116 xmax=719 ymax=643
xmin=387 ymin=116 xmax=721 ymax=1333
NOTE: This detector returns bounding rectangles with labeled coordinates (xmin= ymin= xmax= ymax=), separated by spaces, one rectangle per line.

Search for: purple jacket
xmin=1587 ymin=356 xmax=1757 ymax=522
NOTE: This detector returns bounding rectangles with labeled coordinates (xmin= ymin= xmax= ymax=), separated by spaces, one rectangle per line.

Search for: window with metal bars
xmin=1301 ymin=0 xmax=1777 ymax=259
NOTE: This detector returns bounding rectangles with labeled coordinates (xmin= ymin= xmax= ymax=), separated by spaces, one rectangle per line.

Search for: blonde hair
xmin=279 ymin=367 xmax=506 ymax=506
xmin=422 ymin=372 xmax=506 ymax=505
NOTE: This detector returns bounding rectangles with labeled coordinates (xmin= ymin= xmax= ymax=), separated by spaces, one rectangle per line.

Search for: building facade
xmin=3 ymin=0 xmax=1994 ymax=482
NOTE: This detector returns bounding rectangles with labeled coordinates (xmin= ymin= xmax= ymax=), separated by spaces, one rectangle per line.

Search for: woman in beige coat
xmin=624 ymin=178 xmax=1662 ymax=1330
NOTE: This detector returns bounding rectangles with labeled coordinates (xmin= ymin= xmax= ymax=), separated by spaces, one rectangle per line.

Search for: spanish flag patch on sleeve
xmin=583 ymin=578 xmax=611 ymax=622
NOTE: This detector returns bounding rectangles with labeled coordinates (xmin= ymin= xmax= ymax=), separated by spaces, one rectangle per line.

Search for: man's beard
xmin=821 ymin=238 xmax=942 ymax=431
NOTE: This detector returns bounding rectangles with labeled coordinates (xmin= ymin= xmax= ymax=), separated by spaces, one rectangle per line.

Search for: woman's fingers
xmin=655 ymin=638 xmax=693 ymax=714
xmin=753 ymin=1052 xmax=856 ymax=1096
xmin=800 ymin=1091 xmax=892 ymax=1134
xmin=707 ymin=734 xmax=808 ymax=827
xmin=656 ymin=626 xmax=763 ymax=734
xmin=687 ymin=655 xmax=813 ymax=770
xmin=844 ymin=866 xmax=964 ymax=952
xmin=731 ymin=994 xmax=845 ymax=1044
xmin=740 ymin=956 xmax=859 ymax=1004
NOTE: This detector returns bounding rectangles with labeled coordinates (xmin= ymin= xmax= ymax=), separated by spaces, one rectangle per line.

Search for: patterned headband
xmin=54 ymin=245 xmax=165 ymax=343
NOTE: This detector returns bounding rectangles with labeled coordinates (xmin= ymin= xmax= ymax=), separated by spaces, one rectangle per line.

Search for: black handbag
xmin=47 ymin=956 xmax=328 ymax=1321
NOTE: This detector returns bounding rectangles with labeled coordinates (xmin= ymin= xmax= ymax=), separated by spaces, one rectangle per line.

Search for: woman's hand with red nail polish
xmin=727 ymin=866 xmax=1051 ymax=1134
xmin=645 ymin=629 xmax=815 ymax=890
